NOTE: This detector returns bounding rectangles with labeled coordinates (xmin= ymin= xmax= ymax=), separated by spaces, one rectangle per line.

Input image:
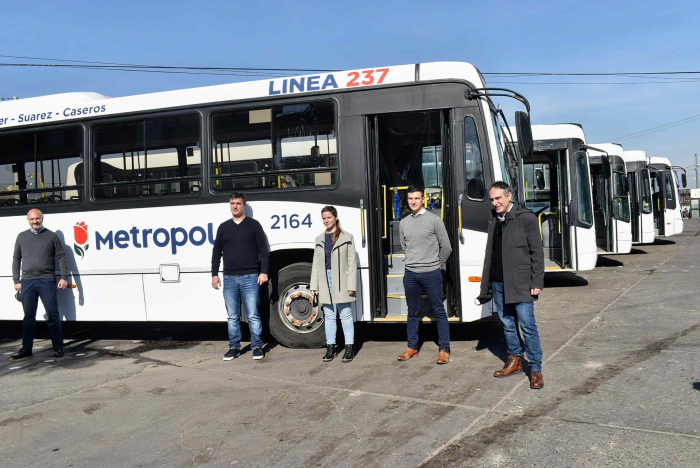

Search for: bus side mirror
xmin=681 ymin=173 xmax=687 ymax=188
xmin=515 ymin=111 xmax=533 ymax=160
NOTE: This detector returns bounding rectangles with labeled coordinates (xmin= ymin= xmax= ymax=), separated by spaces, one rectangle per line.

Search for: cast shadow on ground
xmin=692 ymin=382 xmax=700 ymax=392
xmin=653 ymin=239 xmax=676 ymax=245
xmin=629 ymin=248 xmax=647 ymax=255
xmin=596 ymin=256 xmax=624 ymax=268
xmin=544 ymin=272 xmax=589 ymax=288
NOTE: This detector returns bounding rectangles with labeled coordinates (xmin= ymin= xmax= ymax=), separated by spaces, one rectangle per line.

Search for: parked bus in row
xmin=648 ymin=156 xmax=685 ymax=237
xmin=0 ymin=61 xmax=534 ymax=348
xmin=514 ymin=124 xmax=597 ymax=272
xmin=586 ymin=143 xmax=632 ymax=254
xmin=623 ymin=150 xmax=655 ymax=245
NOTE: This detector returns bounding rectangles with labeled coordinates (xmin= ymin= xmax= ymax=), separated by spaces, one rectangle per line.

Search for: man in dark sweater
xmin=212 ymin=192 xmax=269 ymax=361
xmin=11 ymin=209 xmax=68 ymax=361
xmin=478 ymin=182 xmax=545 ymax=389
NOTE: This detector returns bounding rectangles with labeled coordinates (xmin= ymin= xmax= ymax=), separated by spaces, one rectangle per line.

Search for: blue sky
xmin=2 ymin=0 xmax=699 ymax=184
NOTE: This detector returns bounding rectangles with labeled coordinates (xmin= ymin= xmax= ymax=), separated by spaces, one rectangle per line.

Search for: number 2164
xmin=271 ymin=214 xmax=312 ymax=229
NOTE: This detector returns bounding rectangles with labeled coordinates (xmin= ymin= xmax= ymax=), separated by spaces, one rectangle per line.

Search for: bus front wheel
xmin=268 ymin=263 xmax=326 ymax=348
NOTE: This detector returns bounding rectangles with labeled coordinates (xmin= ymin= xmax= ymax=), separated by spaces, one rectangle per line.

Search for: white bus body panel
xmin=0 ymin=201 xmax=368 ymax=322
xmin=574 ymin=225 xmax=598 ymax=271
xmin=641 ymin=211 xmax=655 ymax=243
xmin=615 ymin=218 xmax=633 ymax=254
xmin=458 ymin=229 xmax=492 ymax=321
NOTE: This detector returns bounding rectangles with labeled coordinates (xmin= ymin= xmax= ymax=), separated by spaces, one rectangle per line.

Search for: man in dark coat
xmin=478 ymin=181 xmax=545 ymax=389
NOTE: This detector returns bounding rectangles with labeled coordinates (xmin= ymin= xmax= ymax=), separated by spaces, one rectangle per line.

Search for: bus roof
xmin=623 ymin=150 xmax=647 ymax=162
xmin=649 ymin=156 xmax=672 ymax=168
xmin=588 ymin=143 xmax=624 ymax=158
xmin=0 ymin=62 xmax=485 ymax=131
xmin=531 ymin=124 xmax=586 ymax=143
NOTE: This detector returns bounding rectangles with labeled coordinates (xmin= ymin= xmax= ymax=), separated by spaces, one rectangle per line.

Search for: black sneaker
xmin=322 ymin=344 xmax=337 ymax=362
xmin=223 ymin=348 xmax=240 ymax=361
xmin=54 ymin=348 xmax=64 ymax=358
xmin=10 ymin=347 xmax=32 ymax=361
xmin=252 ymin=348 xmax=265 ymax=360
xmin=341 ymin=345 xmax=354 ymax=363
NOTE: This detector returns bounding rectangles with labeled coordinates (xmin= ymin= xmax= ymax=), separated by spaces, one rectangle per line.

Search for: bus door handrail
xmin=458 ymin=194 xmax=464 ymax=244
xmin=382 ymin=185 xmax=387 ymax=239
xmin=360 ymin=199 xmax=366 ymax=248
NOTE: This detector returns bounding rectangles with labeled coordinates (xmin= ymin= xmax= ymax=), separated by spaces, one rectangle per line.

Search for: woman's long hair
xmin=322 ymin=206 xmax=342 ymax=243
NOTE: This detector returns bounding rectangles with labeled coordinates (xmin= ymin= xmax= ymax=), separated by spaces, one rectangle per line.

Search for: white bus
xmin=0 ymin=61 xmax=535 ymax=348
xmin=587 ymin=143 xmax=632 ymax=254
xmin=515 ymin=124 xmax=597 ymax=272
xmin=648 ymin=156 xmax=685 ymax=237
xmin=622 ymin=150 xmax=655 ymax=244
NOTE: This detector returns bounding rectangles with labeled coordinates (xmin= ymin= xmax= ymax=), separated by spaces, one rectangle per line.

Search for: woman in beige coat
xmin=310 ymin=206 xmax=357 ymax=362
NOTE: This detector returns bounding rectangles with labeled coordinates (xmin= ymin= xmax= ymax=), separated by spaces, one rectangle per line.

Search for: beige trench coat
xmin=310 ymin=230 xmax=357 ymax=305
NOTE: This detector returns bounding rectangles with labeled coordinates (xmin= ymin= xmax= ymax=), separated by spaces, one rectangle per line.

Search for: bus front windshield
xmin=490 ymin=111 xmax=511 ymax=186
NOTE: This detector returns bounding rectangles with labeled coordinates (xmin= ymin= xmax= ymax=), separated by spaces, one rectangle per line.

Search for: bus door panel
xmin=569 ymin=150 xmax=597 ymax=271
xmin=366 ymin=110 xmax=451 ymax=319
xmin=143 ymin=271 xmax=222 ymax=321
xmin=628 ymin=171 xmax=640 ymax=243
xmin=454 ymin=107 xmax=494 ymax=320
xmin=364 ymin=115 xmax=386 ymax=318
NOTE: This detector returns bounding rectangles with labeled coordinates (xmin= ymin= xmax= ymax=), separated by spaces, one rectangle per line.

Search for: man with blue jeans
xmin=397 ymin=186 xmax=452 ymax=365
xmin=10 ymin=209 xmax=68 ymax=361
xmin=212 ymin=192 xmax=269 ymax=361
xmin=478 ymin=182 xmax=545 ymax=389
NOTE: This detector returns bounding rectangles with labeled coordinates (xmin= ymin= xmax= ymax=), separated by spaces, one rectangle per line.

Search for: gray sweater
xmin=399 ymin=210 xmax=452 ymax=273
xmin=12 ymin=229 xmax=68 ymax=284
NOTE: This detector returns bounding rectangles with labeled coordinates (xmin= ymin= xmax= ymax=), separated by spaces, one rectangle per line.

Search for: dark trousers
xmin=403 ymin=269 xmax=450 ymax=352
xmin=21 ymin=278 xmax=63 ymax=351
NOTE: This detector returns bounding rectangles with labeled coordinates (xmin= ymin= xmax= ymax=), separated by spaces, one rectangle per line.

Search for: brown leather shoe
xmin=397 ymin=348 xmax=419 ymax=361
xmin=493 ymin=355 xmax=523 ymax=377
xmin=530 ymin=371 xmax=544 ymax=389
xmin=437 ymin=350 xmax=450 ymax=364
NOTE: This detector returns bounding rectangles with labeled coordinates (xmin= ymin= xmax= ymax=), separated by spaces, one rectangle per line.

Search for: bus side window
xmin=0 ymin=126 xmax=84 ymax=208
xmin=92 ymin=114 xmax=201 ymax=200
xmin=210 ymin=101 xmax=337 ymax=192
xmin=464 ymin=116 xmax=485 ymax=200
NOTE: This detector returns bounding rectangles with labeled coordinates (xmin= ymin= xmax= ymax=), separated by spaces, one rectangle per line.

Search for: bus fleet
xmin=0 ymin=61 xmax=687 ymax=347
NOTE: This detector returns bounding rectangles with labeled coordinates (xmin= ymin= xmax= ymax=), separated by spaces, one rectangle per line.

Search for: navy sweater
xmin=211 ymin=217 xmax=269 ymax=276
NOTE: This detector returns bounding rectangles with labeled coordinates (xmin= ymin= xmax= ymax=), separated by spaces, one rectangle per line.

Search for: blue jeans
xmin=403 ymin=269 xmax=450 ymax=352
xmin=323 ymin=269 xmax=354 ymax=345
xmin=21 ymin=278 xmax=64 ymax=351
xmin=223 ymin=274 xmax=264 ymax=350
xmin=492 ymin=281 xmax=543 ymax=372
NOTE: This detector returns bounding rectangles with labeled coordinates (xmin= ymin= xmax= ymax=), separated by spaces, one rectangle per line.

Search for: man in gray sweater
xmin=397 ymin=186 xmax=452 ymax=364
xmin=10 ymin=209 xmax=68 ymax=361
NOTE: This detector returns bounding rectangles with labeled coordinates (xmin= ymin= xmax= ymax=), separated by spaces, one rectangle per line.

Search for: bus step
xmin=386 ymin=295 xmax=447 ymax=316
xmin=384 ymin=255 xmax=405 ymax=275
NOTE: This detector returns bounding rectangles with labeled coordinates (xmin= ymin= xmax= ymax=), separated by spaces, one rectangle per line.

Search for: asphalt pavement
xmin=1 ymin=220 xmax=699 ymax=467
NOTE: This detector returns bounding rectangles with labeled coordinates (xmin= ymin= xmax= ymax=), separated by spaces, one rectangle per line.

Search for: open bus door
xmin=522 ymin=142 xmax=573 ymax=271
xmin=365 ymin=109 xmax=460 ymax=321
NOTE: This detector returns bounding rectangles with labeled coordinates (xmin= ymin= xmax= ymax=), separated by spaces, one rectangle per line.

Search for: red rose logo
xmin=74 ymin=222 xmax=89 ymax=259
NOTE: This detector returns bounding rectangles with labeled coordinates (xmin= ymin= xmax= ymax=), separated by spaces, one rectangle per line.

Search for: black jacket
xmin=479 ymin=205 xmax=545 ymax=304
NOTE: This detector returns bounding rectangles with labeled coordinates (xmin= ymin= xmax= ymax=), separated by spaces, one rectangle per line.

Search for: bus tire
xmin=268 ymin=262 xmax=326 ymax=349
